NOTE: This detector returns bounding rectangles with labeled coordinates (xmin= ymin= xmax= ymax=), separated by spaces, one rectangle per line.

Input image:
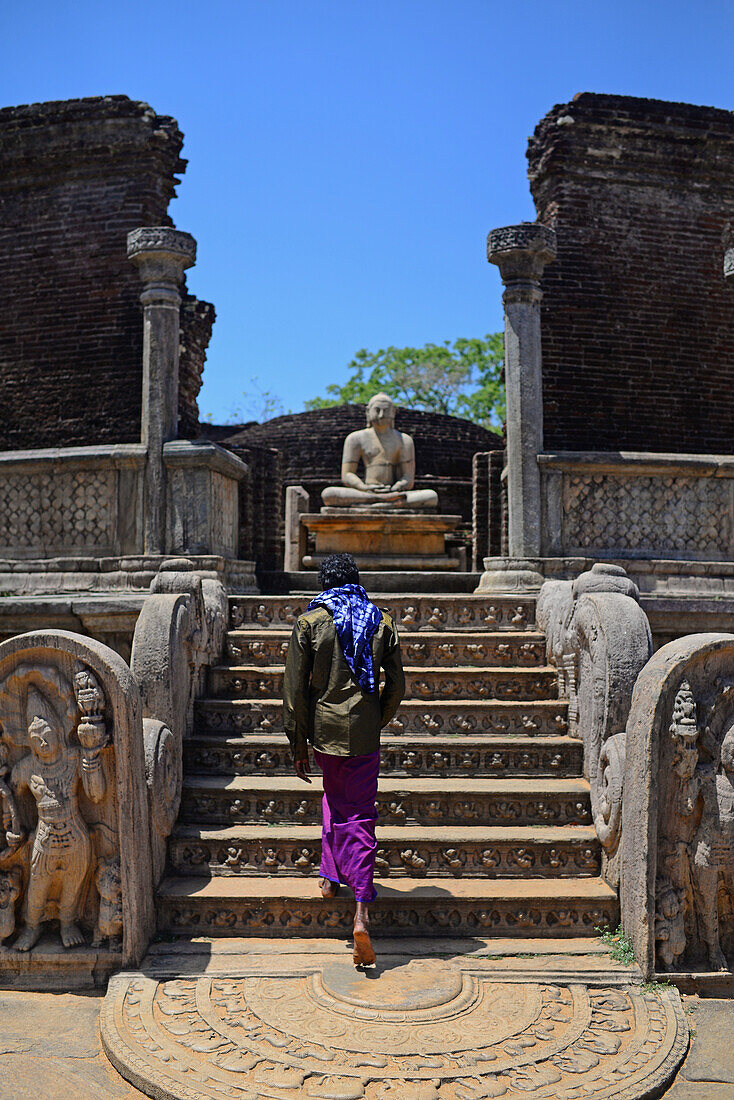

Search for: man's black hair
xmin=318 ymin=553 xmax=360 ymax=590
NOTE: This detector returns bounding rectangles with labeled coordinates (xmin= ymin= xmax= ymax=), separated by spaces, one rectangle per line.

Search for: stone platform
xmin=101 ymin=945 xmax=688 ymax=1100
xmin=301 ymin=511 xmax=462 ymax=571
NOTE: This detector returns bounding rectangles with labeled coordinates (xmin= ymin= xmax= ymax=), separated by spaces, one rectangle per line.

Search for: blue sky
xmin=4 ymin=1 xmax=734 ymax=423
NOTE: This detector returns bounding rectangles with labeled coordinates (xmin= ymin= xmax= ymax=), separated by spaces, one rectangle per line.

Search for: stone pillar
xmin=476 ymin=223 xmax=556 ymax=593
xmin=284 ymin=486 xmax=310 ymax=572
xmin=127 ymin=228 xmax=197 ymax=554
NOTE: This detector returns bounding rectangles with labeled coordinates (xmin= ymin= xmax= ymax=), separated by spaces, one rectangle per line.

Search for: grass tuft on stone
xmin=596 ymin=924 xmax=636 ymax=966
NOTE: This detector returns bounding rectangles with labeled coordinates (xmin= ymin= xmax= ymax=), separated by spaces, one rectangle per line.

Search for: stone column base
xmin=474 ymin=556 xmax=545 ymax=594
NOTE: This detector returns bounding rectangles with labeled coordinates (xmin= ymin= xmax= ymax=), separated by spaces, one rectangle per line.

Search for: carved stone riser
xmin=183 ymin=734 xmax=584 ymax=778
xmin=210 ymin=666 xmax=558 ymax=703
xmin=179 ymin=789 xmax=591 ymax=828
xmin=225 ymin=630 xmax=548 ymax=668
xmin=229 ymin=595 xmax=536 ymax=633
xmin=195 ymin=699 xmax=569 ymax=738
xmin=169 ymin=834 xmax=601 ymax=879
xmin=156 ymin=895 xmax=618 ymax=938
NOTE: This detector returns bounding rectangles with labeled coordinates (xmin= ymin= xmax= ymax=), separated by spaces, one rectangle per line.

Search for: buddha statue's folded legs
xmin=321 ymin=486 xmax=439 ymax=509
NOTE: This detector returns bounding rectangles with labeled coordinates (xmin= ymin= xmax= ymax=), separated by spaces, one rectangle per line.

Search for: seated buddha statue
xmin=321 ymin=393 xmax=438 ymax=510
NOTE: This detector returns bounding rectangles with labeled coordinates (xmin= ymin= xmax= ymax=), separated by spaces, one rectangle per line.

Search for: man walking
xmin=283 ymin=552 xmax=405 ymax=966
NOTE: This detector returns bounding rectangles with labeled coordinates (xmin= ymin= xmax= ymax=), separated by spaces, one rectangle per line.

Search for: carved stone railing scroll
xmin=537 ymin=563 xmax=652 ymax=886
xmin=0 ymin=631 xmax=154 ymax=972
xmin=131 ymin=558 xmax=227 ymax=884
xmin=622 ymin=633 xmax=734 ymax=978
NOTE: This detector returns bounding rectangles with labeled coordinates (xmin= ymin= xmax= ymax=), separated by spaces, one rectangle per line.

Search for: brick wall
xmin=527 ymin=93 xmax=734 ymax=453
xmin=471 ymin=450 xmax=505 ymax=569
xmin=208 ymin=406 xmax=501 ymax=526
xmin=0 ymin=95 xmax=213 ymax=450
xmin=227 ymin=443 xmax=284 ymax=573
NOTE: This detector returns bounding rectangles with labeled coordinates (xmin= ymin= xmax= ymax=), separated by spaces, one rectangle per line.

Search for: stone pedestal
xmin=301 ymin=510 xmax=461 ymax=571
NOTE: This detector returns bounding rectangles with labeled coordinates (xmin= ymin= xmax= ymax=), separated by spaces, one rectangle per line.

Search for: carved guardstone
xmin=0 ymin=631 xmax=154 ymax=986
xmin=623 ymin=633 xmax=734 ymax=978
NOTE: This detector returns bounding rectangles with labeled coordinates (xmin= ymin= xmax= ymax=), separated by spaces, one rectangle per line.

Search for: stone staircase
xmin=156 ymin=593 xmax=618 ymax=939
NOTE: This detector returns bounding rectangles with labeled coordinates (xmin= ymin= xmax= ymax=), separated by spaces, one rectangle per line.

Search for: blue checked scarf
xmin=307 ymin=583 xmax=382 ymax=694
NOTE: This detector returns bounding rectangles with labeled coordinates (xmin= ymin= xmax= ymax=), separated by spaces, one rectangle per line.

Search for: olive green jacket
xmin=283 ymin=606 xmax=405 ymax=758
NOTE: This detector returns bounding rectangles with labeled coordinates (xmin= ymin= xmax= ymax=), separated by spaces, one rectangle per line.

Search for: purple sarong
xmin=314 ymin=748 xmax=379 ymax=903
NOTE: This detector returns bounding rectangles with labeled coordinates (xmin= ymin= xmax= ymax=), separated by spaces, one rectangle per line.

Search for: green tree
xmin=304 ymin=334 xmax=505 ymax=428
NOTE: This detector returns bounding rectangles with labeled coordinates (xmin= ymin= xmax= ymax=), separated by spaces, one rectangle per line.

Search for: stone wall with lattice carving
xmin=0 ymin=446 xmax=146 ymax=559
xmin=540 ymin=453 xmax=734 ymax=560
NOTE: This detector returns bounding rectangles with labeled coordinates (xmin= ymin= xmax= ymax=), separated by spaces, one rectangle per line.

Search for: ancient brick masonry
xmin=0 ymin=96 xmax=213 ymax=450
xmin=528 ymin=93 xmax=734 ymax=453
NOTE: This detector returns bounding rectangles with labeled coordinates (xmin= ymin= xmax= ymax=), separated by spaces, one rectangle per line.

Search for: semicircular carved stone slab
xmin=101 ymin=967 xmax=687 ymax=1100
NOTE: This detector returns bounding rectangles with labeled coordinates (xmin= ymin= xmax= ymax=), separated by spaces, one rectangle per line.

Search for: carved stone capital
xmin=127 ymin=227 xmax=196 ymax=305
xmin=487 ymin=223 xmax=557 ymax=299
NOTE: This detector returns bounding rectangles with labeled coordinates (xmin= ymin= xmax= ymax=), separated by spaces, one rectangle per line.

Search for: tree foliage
xmin=304 ymin=334 xmax=505 ymax=428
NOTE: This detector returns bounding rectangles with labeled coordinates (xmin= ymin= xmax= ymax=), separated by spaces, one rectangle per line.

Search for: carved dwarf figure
xmin=92 ymin=857 xmax=122 ymax=946
xmin=654 ymin=880 xmax=687 ymax=970
xmin=321 ymin=393 xmax=438 ymax=509
xmin=11 ymin=686 xmax=107 ymax=951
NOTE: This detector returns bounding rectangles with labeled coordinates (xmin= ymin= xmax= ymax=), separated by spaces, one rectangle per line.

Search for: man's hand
xmin=294 ymin=755 xmax=312 ymax=784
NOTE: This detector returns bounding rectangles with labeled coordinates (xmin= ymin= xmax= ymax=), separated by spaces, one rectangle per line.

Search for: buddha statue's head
xmin=366 ymin=392 xmax=396 ymax=431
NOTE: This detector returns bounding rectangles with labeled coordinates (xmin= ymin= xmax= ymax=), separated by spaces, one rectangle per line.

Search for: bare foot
xmin=60 ymin=921 xmax=86 ymax=948
xmin=709 ymin=944 xmax=729 ymax=972
xmin=12 ymin=924 xmax=41 ymax=952
xmin=319 ymin=877 xmax=339 ymax=899
xmin=353 ymin=903 xmax=376 ymax=967
xmin=353 ymin=929 xmax=376 ymax=967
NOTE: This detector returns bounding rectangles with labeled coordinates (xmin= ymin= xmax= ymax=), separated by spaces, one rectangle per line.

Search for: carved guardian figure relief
xmin=0 ymin=662 xmax=121 ymax=952
xmin=655 ymin=680 xmax=734 ymax=971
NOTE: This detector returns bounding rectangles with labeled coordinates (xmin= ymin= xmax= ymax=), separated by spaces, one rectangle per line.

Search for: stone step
xmin=225 ymin=629 xmax=547 ymax=667
xmin=156 ymin=875 xmax=618 ymax=938
xmin=183 ymin=733 xmax=584 ymax=778
xmin=195 ymin=697 xmax=568 ymax=737
xmin=229 ymin=594 xmax=536 ymax=633
xmin=209 ymin=664 xmax=558 ymax=702
xmin=179 ymin=775 xmax=591 ymax=827
xmin=169 ymin=823 xmax=601 ymax=879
